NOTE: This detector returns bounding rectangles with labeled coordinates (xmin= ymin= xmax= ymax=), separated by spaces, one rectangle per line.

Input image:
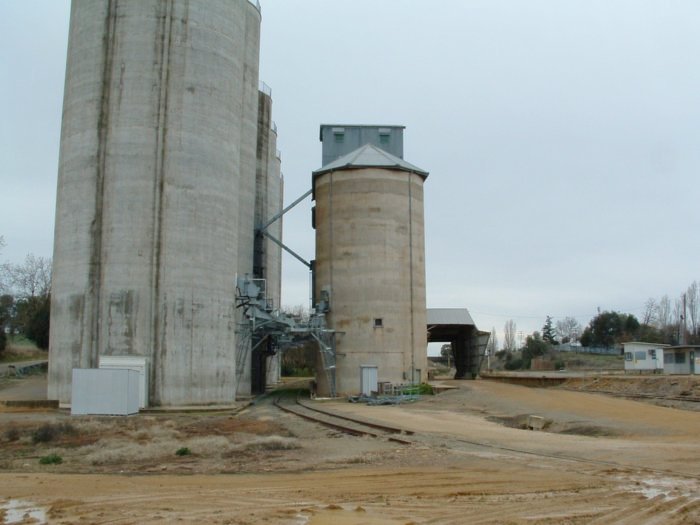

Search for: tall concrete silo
xmin=312 ymin=143 xmax=429 ymax=397
xmin=49 ymin=0 xmax=262 ymax=406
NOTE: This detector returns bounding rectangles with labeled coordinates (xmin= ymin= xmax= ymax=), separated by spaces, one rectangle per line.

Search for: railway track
xmin=272 ymin=392 xmax=700 ymax=481
xmin=273 ymin=396 xmax=413 ymax=445
xmin=560 ymin=387 xmax=700 ymax=404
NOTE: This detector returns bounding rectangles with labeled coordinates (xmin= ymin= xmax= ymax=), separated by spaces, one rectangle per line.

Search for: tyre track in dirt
xmin=2 ymin=380 xmax=700 ymax=523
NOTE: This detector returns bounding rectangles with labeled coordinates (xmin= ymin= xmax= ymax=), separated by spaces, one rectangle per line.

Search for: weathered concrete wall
xmin=265 ymin=132 xmax=283 ymax=309
xmin=253 ymin=91 xmax=272 ymax=283
xmin=237 ymin=5 xmax=261 ymax=282
xmin=50 ymin=0 xmax=261 ymax=406
xmin=265 ymin=143 xmax=283 ymax=386
xmin=233 ymin=4 xmax=261 ymax=398
xmin=313 ymin=168 xmax=428 ymax=396
xmin=253 ymin=90 xmax=283 ymax=389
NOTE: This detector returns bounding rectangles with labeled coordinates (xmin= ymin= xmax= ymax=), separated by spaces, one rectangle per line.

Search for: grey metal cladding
xmin=319 ymin=124 xmax=405 ymax=166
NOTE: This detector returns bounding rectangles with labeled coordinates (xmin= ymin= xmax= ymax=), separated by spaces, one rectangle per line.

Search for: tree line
xmin=578 ymin=282 xmax=700 ymax=348
xmin=0 ymin=236 xmax=52 ymax=355
xmin=490 ymin=280 xmax=700 ymax=371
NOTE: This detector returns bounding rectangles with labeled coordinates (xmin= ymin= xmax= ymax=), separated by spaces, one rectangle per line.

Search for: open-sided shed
xmin=427 ymin=308 xmax=489 ymax=379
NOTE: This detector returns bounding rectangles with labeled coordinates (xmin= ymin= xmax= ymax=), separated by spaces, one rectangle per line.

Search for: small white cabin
xmin=622 ymin=342 xmax=668 ymax=373
xmin=663 ymin=346 xmax=700 ymax=375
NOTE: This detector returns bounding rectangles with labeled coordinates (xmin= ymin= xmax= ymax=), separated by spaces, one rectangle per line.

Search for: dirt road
xmin=1 ymin=379 xmax=699 ymax=524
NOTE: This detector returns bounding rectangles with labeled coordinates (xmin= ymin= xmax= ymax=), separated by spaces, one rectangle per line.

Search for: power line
xmin=469 ymin=305 xmax=647 ymax=321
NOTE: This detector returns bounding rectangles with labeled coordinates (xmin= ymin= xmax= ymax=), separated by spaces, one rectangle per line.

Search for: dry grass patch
xmin=81 ymin=435 xmax=237 ymax=465
xmin=241 ymin=435 xmax=300 ymax=451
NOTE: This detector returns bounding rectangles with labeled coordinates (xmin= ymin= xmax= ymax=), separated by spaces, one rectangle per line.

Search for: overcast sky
xmin=2 ymin=1 xmax=699 ymax=347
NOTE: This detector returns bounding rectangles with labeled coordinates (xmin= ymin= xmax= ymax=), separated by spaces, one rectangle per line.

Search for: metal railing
xmin=259 ymin=81 xmax=272 ymax=96
xmin=248 ymin=0 xmax=261 ymax=13
xmin=563 ymin=346 xmax=621 ymax=356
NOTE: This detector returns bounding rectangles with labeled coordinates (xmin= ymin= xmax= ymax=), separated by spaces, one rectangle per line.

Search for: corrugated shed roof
xmin=427 ymin=308 xmax=475 ymax=326
xmin=622 ymin=342 xmax=671 ymax=348
xmin=313 ymin=144 xmax=428 ymax=178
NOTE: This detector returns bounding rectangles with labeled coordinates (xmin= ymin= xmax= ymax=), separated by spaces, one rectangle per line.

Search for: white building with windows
xmin=622 ymin=342 xmax=669 ymax=373
xmin=663 ymin=346 xmax=700 ymax=375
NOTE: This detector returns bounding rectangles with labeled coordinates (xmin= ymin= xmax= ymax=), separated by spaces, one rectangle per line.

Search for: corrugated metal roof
xmin=622 ymin=342 xmax=671 ymax=348
xmin=313 ymin=144 xmax=428 ymax=178
xmin=427 ymin=308 xmax=475 ymax=326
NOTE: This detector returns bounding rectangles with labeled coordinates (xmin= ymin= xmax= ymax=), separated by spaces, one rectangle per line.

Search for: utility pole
xmin=681 ymin=293 xmax=687 ymax=345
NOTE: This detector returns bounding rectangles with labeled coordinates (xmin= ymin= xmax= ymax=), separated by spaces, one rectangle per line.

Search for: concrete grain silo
xmin=49 ymin=0 xmax=263 ymax=406
xmin=250 ymin=84 xmax=283 ymax=393
xmin=312 ymin=140 xmax=429 ymax=397
xmin=236 ymin=2 xmax=263 ymax=285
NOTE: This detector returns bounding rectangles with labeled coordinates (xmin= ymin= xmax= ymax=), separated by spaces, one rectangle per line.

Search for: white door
xmin=360 ymin=366 xmax=378 ymax=396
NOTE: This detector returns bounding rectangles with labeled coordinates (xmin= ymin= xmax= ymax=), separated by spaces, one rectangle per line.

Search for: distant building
xmin=622 ymin=342 xmax=668 ymax=373
xmin=663 ymin=345 xmax=700 ymax=375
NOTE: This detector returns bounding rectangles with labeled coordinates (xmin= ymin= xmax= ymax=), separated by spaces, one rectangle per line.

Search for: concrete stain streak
xmin=150 ymin=0 xmax=175 ymax=406
xmin=89 ymin=0 xmax=119 ymax=368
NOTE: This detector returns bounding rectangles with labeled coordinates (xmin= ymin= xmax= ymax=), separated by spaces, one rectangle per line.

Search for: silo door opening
xmin=360 ymin=366 xmax=378 ymax=396
xmin=251 ymin=336 xmax=273 ymax=395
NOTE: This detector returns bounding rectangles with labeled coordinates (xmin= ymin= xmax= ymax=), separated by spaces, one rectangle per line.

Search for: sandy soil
xmin=1 ymin=378 xmax=699 ymax=524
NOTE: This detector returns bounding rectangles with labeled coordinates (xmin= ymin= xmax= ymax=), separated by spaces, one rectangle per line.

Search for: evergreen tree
xmin=542 ymin=316 xmax=557 ymax=345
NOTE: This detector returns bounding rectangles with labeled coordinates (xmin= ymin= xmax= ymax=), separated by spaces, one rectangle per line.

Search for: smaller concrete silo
xmin=250 ymin=84 xmax=284 ymax=394
xmin=312 ymin=143 xmax=429 ymax=397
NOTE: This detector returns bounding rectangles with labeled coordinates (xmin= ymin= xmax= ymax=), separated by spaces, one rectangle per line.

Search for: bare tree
xmin=555 ymin=316 xmax=582 ymax=343
xmin=0 ymin=236 xmax=6 ymax=294
xmin=487 ymin=327 xmax=498 ymax=354
xmin=282 ymin=304 xmax=309 ymax=321
xmin=642 ymin=298 xmax=657 ymax=326
xmin=5 ymin=254 xmax=52 ymax=299
xmin=672 ymin=297 xmax=683 ymax=327
xmin=656 ymin=295 xmax=671 ymax=329
xmin=503 ymin=319 xmax=517 ymax=351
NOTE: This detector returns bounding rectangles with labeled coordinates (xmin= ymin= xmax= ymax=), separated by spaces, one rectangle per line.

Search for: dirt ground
xmin=1 ymin=377 xmax=700 ymax=524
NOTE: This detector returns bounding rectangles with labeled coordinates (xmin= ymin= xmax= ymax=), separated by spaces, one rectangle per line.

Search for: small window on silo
xmin=334 ymin=133 xmax=344 ymax=144
xmin=374 ymin=318 xmax=383 ymax=328
xmin=378 ymin=128 xmax=391 ymax=145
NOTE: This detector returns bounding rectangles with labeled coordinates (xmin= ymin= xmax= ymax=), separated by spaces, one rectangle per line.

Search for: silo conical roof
xmin=313 ymin=144 xmax=429 ymax=179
